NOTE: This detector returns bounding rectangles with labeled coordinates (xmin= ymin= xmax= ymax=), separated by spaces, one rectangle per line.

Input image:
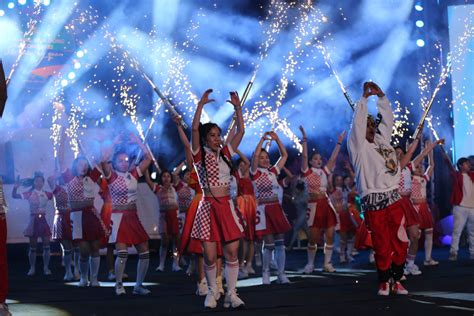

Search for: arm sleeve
xmin=376 ymin=96 xmax=394 ymax=142
xmin=348 ymin=97 xmax=368 ymax=154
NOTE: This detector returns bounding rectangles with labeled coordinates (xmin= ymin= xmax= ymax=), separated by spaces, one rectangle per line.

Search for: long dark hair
xmin=198 ymin=123 xmax=233 ymax=188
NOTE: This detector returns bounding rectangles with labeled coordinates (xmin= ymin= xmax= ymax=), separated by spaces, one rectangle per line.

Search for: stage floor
xmin=4 ymin=247 xmax=474 ymax=315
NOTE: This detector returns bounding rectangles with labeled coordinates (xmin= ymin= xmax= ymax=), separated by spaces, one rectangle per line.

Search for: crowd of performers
xmin=1 ymin=82 xmax=474 ymax=313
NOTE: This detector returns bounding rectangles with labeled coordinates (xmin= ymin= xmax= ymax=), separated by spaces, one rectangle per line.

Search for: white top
xmin=398 ymin=164 xmax=413 ymax=195
xmin=347 ymin=96 xmax=400 ymax=198
xmin=460 ymin=173 xmax=474 ymax=208
xmin=411 ymin=174 xmax=429 ymax=200
xmin=301 ymin=166 xmax=331 ymax=194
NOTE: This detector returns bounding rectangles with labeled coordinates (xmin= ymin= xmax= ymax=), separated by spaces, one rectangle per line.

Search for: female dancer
xmin=299 ymin=126 xmax=345 ymax=273
xmin=101 ymin=133 xmax=152 ymax=295
xmin=12 ymin=172 xmax=53 ymax=276
xmin=48 ymin=173 xmax=75 ymax=281
xmin=190 ymin=89 xmax=245 ymax=309
xmin=59 ymin=142 xmax=106 ymax=287
xmin=145 ymin=168 xmax=181 ymax=272
xmin=234 ymin=149 xmax=257 ymax=277
xmin=173 ymin=115 xmax=224 ymax=297
xmin=251 ymin=131 xmax=291 ymax=285
xmin=411 ymin=140 xmax=439 ymax=266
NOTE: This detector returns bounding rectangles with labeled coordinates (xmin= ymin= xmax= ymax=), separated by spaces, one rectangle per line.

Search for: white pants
xmin=450 ymin=205 xmax=474 ymax=254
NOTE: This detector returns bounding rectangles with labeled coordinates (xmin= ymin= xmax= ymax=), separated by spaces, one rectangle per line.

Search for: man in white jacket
xmin=348 ymin=82 xmax=409 ymax=296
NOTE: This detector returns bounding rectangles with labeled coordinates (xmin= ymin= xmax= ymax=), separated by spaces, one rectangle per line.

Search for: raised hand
xmin=128 ymin=133 xmax=141 ymax=144
xmin=370 ymin=82 xmax=385 ymax=97
xmin=198 ymin=89 xmax=215 ymax=107
xmin=226 ymin=91 xmax=241 ymax=107
xmin=268 ymin=131 xmax=279 ymax=140
xmin=299 ymin=125 xmax=307 ymax=138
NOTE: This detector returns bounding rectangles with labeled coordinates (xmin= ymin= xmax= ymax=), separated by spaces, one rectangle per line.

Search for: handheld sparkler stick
xmin=224 ymin=72 xmax=256 ymax=140
xmin=141 ymin=72 xmax=188 ymax=129
xmin=412 ymin=55 xmax=452 ymax=140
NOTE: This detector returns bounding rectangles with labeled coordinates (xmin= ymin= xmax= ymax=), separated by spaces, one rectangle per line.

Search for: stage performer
xmin=251 ymin=131 xmax=291 ymax=285
xmin=190 ymin=89 xmax=245 ymax=309
xmin=299 ymin=125 xmax=344 ymax=273
xmin=0 ymin=176 xmax=11 ymax=316
xmin=12 ymin=172 xmax=53 ymax=276
xmin=348 ymin=81 xmax=408 ymax=295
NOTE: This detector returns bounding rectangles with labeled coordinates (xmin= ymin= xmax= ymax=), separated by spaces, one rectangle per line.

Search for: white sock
xmin=424 ymin=230 xmax=433 ymax=261
xmin=89 ymin=256 xmax=100 ymax=283
xmin=225 ymin=260 xmax=239 ymax=293
xmin=324 ymin=244 xmax=333 ymax=265
xmin=159 ymin=245 xmax=167 ymax=268
xmin=275 ymin=240 xmax=286 ymax=275
xmin=63 ymin=249 xmax=73 ymax=274
xmin=28 ymin=247 xmax=37 ymax=271
xmin=136 ymin=251 xmax=150 ymax=287
xmin=43 ymin=246 xmax=51 ymax=270
xmin=263 ymin=244 xmax=274 ymax=273
xmin=204 ymin=263 xmax=217 ymax=292
xmin=74 ymin=247 xmax=80 ymax=272
xmin=115 ymin=250 xmax=128 ymax=284
xmin=346 ymin=238 xmax=355 ymax=257
xmin=307 ymin=243 xmax=317 ymax=266
xmin=407 ymin=254 xmax=416 ymax=266
xmin=79 ymin=258 xmax=89 ymax=283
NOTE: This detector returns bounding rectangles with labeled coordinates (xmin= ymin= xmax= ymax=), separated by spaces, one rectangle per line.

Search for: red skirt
xmin=24 ymin=214 xmax=51 ymax=238
xmin=52 ymin=212 xmax=72 ymax=241
xmin=255 ymin=202 xmax=291 ymax=237
xmin=159 ymin=209 xmax=180 ymax=236
xmin=100 ymin=202 xmax=113 ymax=247
xmin=109 ymin=210 xmax=149 ymax=245
xmin=307 ymin=197 xmax=338 ymax=229
xmin=400 ymin=196 xmax=420 ymax=228
xmin=191 ymin=196 xmax=244 ymax=242
xmin=236 ymin=194 xmax=257 ymax=241
xmin=71 ymin=209 xmax=106 ymax=242
xmin=338 ymin=210 xmax=357 ymax=233
xmin=413 ymin=202 xmax=434 ymax=230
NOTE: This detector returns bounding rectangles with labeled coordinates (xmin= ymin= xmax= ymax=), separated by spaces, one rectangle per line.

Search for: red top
xmin=451 ymin=171 xmax=474 ymax=206
xmin=234 ymin=170 xmax=255 ymax=196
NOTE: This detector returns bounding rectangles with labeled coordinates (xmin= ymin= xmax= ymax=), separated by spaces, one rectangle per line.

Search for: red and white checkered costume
xmin=175 ymin=181 xmax=195 ymax=235
xmin=251 ymin=166 xmax=291 ymax=237
xmin=398 ymin=163 xmax=420 ymax=227
xmin=106 ymin=168 xmax=149 ymax=245
xmin=153 ymin=183 xmax=179 ymax=236
xmin=190 ymin=144 xmax=244 ymax=242
xmin=302 ymin=166 xmax=338 ymax=229
xmin=411 ymin=174 xmax=434 ymax=230
xmin=348 ymin=96 xmax=408 ymax=283
xmin=20 ymin=190 xmax=53 ymax=238
xmin=235 ymin=170 xmax=257 ymax=240
xmin=52 ymin=185 xmax=72 ymax=241
xmin=62 ymin=168 xmax=106 ymax=241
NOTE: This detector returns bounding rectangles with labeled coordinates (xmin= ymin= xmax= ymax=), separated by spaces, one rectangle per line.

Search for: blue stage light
xmin=67 ymin=72 xmax=76 ymax=80
xmin=416 ymin=39 xmax=425 ymax=47
xmin=43 ymin=0 xmax=50 ymax=6
xmin=8 ymin=2 xmax=15 ymax=9
xmin=415 ymin=4 xmax=423 ymax=11
xmin=18 ymin=0 xmax=27 ymax=5
xmin=0 ymin=10 xmax=5 ymax=16
xmin=416 ymin=20 xmax=424 ymax=27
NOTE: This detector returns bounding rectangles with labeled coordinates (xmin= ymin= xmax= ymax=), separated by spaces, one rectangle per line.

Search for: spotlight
xmin=18 ymin=0 xmax=27 ymax=5
xmin=43 ymin=0 xmax=50 ymax=6
xmin=76 ymin=50 xmax=84 ymax=58
xmin=60 ymin=79 xmax=68 ymax=87
xmin=416 ymin=39 xmax=425 ymax=47
xmin=106 ymin=114 xmax=111 ymax=121
xmin=151 ymin=172 xmax=157 ymax=180
xmin=416 ymin=20 xmax=424 ymax=28
xmin=414 ymin=4 xmax=423 ymax=11
xmin=67 ymin=72 xmax=76 ymax=80
xmin=8 ymin=2 xmax=15 ymax=9
xmin=73 ymin=62 xmax=81 ymax=69
xmin=0 ymin=10 xmax=5 ymax=16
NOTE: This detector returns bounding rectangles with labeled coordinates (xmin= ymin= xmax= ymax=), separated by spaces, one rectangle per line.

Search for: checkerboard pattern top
xmin=107 ymin=168 xmax=140 ymax=208
xmin=411 ymin=174 xmax=429 ymax=200
xmin=53 ymin=185 xmax=70 ymax=212
xmin=251 ymin=166 xmax=281 ymax=201
xmin=192 ymin=144 xmax=233 ymax=189
xmin=302 ymin=166 xmax=331 ymax=194
xmin=398 ymin=163 xmax=413 ymax=195
xmin=63 ymin=167 xmax=101 ymax=205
